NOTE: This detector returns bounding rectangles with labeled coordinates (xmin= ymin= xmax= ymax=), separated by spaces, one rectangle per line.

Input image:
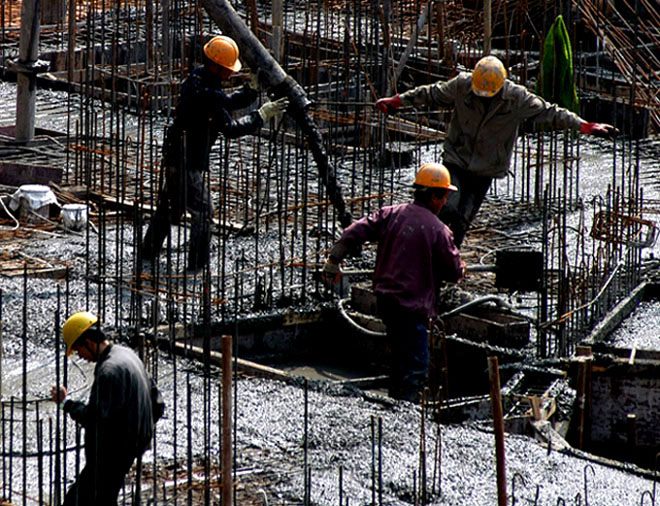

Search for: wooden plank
xmin=0 ymin=161 xmax=63 ymax=186
xmin=173 ymin=341 xmax=293 ymax=382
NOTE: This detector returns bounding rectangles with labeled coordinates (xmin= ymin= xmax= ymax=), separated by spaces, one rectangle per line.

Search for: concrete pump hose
xmin=337 ymin=297 xmax=386 ymax=337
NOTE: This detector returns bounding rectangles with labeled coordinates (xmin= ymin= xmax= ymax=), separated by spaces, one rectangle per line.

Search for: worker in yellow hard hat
xmin=322 ymin=163 xmax=464 ymax=402
xmin=142 ymin=34 xmax=289 ymax=271
xmin=376 ymin=55 xmax=617 ymax=247
xmin=51 ymin=311 xmax=165 ymax=506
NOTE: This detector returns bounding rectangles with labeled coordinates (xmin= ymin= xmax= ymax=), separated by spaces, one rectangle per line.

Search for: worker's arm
xmin=435 ymin=227 xmax=464 ymax=284
xmin=511 ymin=83 xmax=597 ymax=133
xmin=376 ymin=75 xmax=459 ymax=113
xmin=223 ymin=82 xmax=259 ymax=111
xmin=398 ymin=75 xmax=459 ymax=109
xmin=322 ymin=208 xmax=389 ymax=284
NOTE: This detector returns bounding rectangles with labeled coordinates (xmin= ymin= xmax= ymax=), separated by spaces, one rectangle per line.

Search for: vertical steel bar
xmin=222 ymin=334 xmax=233 ymax=506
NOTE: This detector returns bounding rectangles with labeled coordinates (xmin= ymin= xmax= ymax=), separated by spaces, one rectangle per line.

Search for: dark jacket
xmin=331 ymin=202 xmax=463 ymax=318
xmin=64 ymin=344 xmax=160 ymax=459
xmin=400 ymin=73 xmax=585 ymax=178
xmin=163 ymin=65 xmax=264 ymax=171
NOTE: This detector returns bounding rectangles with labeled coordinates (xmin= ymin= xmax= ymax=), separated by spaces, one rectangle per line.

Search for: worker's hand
xmin=50 ymin=385 xmax=67 ymax=403
xmin=246 ymin=71 xmax=260 ymax=91
xmin=321 ymin=258 xmax=341 ymax=286
xmin=375 ymin=94 xmax=403 ymax=114
xmin=258 ymin=97 xmax=289 ymax=122
xmin=580 ymin=122 xmax=618 ymax=139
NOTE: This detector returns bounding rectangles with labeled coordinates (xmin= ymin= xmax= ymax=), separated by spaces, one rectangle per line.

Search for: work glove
xmin=321 ymin=258 xmax=341 ymax=286
xmin=580 ymin=122 xmax=618 ymax=139
xmin=258 ymin=97 xmax=289 ymax=122
xmin=375 ymin=94 xmax=403 ymax=114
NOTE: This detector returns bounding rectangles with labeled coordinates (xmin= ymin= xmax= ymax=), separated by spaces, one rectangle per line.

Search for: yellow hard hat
xmin=471 ymin=56 xmax=507 ymax=97
xmin=203 ymin=35 xmax=242 ymax=72
xmin=414 ymin=163 xmax=457 ymax=191
xmin=62 ymin=311 xmax=98 ymax=356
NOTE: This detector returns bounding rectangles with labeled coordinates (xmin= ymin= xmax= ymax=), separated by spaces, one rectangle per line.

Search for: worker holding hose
xmin=50 ymin=311 xmax=165 ymax=506
xmin=142 ymin=34 xmax=289 ymax=271
xmin=376 ymin=55 xmax=617 ymax=247
xmin=323 ymin=163 xmax=464 ymax=402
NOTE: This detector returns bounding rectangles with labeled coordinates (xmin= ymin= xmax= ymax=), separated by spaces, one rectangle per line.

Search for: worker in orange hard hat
xmin=142 ymin=34 xmax=289 ymax=271
xmin=376 ymin=55 xmax=617 ymax=247
xmin=50 ymin=311 xmax=165 ymax=506
xmin=322 ymin=163 xmax=464 ymax=402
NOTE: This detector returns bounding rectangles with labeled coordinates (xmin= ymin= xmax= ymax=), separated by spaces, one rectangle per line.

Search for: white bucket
xmin=9 ymin=184 xmax=58 ymax=223
xmin=60 ymin=203 xmax=88 ymax=230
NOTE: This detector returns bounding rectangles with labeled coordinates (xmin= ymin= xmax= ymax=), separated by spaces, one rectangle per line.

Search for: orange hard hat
xmin=203 ymin=35 xmax=242 ymax=72
xmin=471 ymin=56 xmax=507 ymax=97
xmin=414 ymin=163 xmax=457 ymax=191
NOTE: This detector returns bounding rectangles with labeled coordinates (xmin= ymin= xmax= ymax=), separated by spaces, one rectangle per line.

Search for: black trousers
xmin=437 ymin=163 xmax=493 ymax=248
xmin=377 ymin=295 xmax=430 ymax=403
xmin=62 ymin=451 xmax=136 ymax=506
xmin=142 ymin=164 xmax=212 ymax=270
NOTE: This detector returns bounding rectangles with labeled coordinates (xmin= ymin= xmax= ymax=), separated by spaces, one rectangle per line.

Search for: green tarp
xmin=536 ymin=15 xmax=579 ymax=114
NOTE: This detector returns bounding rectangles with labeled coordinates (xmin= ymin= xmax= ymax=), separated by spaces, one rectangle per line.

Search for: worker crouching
xmin=323 ymin=163 xmax=464 ymax=402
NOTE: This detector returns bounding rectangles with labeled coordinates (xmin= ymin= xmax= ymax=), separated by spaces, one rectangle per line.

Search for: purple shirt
xmin=337 ymin=202 xmax=463 ymax=318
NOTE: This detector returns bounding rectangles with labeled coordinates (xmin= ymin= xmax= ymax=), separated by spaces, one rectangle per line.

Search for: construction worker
xmin=142 ymin=34 xmax=289 ymax=271
xmin=50 ymin=311 xmax=165 ymax=506
xmin=376 ymin=55 xmax=617 ymax=247
xmin=322 ymin=163 xmax=464 ymax=402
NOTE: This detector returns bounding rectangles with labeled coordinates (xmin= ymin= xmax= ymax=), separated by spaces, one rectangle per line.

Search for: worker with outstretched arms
xmin=50 ymin=311 xmax=165 ymax=506
xmin=142 ymin=34 xmax=288 ymax=271
xmin=376 ymin=55 xmax=617 ymax=247
xmin=323 ymin=163 xmax=464 ymax=402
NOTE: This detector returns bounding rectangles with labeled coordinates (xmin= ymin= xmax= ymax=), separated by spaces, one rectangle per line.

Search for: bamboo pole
xmin=488 ymin=356 xmax=507 ymax=506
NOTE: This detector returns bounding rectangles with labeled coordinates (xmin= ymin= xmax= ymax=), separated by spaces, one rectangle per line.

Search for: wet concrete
xmin=2 ymin=74 xmax=660 ymax=505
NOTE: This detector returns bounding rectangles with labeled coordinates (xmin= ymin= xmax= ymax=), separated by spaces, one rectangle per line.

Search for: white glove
xmin=258 ymin=97 xmax=289 ymax=122
xmin=321 ymin=259 xmax=341 ymax=286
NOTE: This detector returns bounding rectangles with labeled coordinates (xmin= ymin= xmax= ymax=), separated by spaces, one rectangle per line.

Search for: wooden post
xmin=488 ymin=356 xmax=507 ymax=506
xmin=483 ymin=0 xmax=492 ymax=56
xmin=67 ymin=0 xmax=76 ymax=83
xmin=627 ymin=413 xmax=637 ymax=461
xmin=272 ymin=0 xmax=283 ymax=63
xmin=575 ymin=356 xmax=592 ymax=450
xmin=222 ymin=335 xmax=233 ymax=506
xmin=15 ymin=0 xmax=41 ymax=142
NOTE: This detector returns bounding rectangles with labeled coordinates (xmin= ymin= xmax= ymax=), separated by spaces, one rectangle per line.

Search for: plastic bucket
xmin=60 ymin=203 xmax=88 ymax=230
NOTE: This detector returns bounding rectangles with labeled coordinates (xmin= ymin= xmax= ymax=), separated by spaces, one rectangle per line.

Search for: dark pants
xmin=142 ymin=164 xmax=212 ymax=270
xmin=437 ymin=163 xmax=493 ymax=247
xmin=377 ymin=295 xmax=429 ymax=403
xmin=62 ymin=450 xmax=136 ymax=506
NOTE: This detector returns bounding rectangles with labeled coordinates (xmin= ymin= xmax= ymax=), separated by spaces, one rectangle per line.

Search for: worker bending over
xmin=51 ymin=311 xmax=165 ymax=506
xmin=376 ymin=55 xmax=617 ymax=247
xmin=142 ymin=35 xmax=288 ymax=271
xmin=323 ymin=163 xmax=464 ymax=402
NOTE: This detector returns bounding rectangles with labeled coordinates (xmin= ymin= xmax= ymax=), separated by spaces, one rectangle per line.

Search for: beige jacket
xmin=400 ymin=72 xmax=585 ymax=178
